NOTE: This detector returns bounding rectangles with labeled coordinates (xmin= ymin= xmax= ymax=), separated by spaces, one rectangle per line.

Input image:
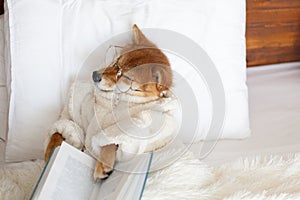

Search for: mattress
xmin=191 ymin=62 xmax=300 ymax=165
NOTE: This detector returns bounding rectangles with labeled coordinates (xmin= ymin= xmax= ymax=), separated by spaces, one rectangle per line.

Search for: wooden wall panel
xmin=0 ymin=0 xmax=4 ymax=15
xmin=246 ymin=0 xmax=300 ymax=66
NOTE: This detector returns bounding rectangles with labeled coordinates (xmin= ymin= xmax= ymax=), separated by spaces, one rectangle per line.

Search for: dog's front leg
xmin=44 ymin=119 xmax=84 ymax=162
xmin=93 ymin=144 xmax=118 ymax=180
xmin=44 ymin=132 xmax=64 ymax=162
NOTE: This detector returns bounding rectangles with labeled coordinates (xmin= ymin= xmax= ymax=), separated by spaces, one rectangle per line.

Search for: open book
xmin=30 ymin=142 xmax=153 ymax=200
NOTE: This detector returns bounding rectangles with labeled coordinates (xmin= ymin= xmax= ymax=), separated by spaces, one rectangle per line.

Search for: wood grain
xmin=0 ymin=0 xmax=3 ymax=15
xmin=246 ymin=0 xmax=300 ymax=66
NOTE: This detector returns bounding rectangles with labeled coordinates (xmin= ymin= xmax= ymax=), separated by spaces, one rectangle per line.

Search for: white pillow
xmin=5 ymin=0 xmax=250 ymax=162
xmin=0 ymin=15 xmax=8 ymax=141
xmin=5 ymin=0 xmax=63 ymax=161
xmin=0 ymin=15 xmax=5 ymax=86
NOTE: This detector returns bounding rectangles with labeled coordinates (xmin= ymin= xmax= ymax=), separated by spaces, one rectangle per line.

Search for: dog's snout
xmin=93 ymin=71 xmax=102 ymax=83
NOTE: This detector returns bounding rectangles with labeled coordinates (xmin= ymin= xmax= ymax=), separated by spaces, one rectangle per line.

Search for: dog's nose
xmin=92 ymin=71 xmax=102 ymax=83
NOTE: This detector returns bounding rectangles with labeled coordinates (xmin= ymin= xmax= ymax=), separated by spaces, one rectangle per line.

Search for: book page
xmin=30 ymin=147 xmax=60 ymax=199
xmin=36 ymin=142 xmax=98 ymax=200
xmin=89 ymin=153 xmax=153 ymax=200
xmin=50 ymin=155 xmax=96 ymax=200
xmin=32 ymin=142 xmax=152 ymax=200
xmin=114 ymin=153 xmax=153 ymax=200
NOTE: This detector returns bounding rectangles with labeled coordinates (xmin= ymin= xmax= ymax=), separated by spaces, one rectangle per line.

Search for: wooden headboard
xmin=0 ymin=0 xmax=3 ymax=16
xmin=246 ymin=0 xmax=300 ymax=66
xmin=1 ymin=0 xmax=300 ymax=67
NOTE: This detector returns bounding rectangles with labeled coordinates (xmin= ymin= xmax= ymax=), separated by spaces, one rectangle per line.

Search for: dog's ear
xmin=132 ymin=24 xmax=154 ymax=46
xmin=151 ymin=65 xmax=173 ymax=92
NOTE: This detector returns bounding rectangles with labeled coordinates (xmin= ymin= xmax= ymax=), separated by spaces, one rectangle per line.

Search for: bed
xmin=1 ymin=0 xmax=300 ymax=199
xmin=193 ymin=61 xmax=300 ymax=165
xmin=196 ymin=0 xmax=300 ymax=165
xmin=1 ymin=0 xmax=299 ymax=162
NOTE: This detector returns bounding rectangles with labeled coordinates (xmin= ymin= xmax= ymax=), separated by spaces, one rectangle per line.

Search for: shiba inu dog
xmin=44 ymin=25 xmax=179 ymax=180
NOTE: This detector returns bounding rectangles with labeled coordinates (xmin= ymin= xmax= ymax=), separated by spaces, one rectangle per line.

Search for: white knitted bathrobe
xmin=45 ymin=81 xmax=179 ymax=161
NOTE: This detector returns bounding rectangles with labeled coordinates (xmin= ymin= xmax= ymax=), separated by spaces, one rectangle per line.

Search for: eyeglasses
xmin=112 ymin=56 xmax=140 ymax=93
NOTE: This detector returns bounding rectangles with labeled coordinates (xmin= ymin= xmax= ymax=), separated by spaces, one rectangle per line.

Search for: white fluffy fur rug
xmin=1 ymin=151 xmax=300 ymax=200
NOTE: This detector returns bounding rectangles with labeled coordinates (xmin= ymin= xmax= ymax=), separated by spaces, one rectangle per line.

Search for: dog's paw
xmin=93 ymin=161 xmax=113 ymax=181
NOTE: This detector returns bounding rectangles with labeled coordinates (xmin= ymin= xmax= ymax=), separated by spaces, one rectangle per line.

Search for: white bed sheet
xmin=191 ymin=62 xmax=300 ymax=165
